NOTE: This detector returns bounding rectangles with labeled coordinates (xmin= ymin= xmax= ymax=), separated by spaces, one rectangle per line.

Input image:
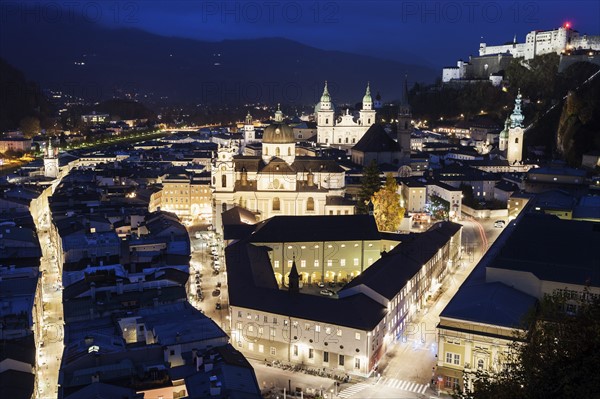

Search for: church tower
xmin=359 ymin=82 xmax=376 ymax=127
xmin=243 ymin=111 xmax=255 ymax=143
xmin=44 ymin=140 xmax=59 ymax=178
xmin=316 ymin=81 xmax=335 ymax=144
xmin=498 ymin=117 xmax=510 ymax=151
xmin=212 ymin=141 xmax=237 ymax=193
xmin=507 ymin=90 xmax=525 ymax=164
xmin=397 ymin=76 xmax=412 ymax=164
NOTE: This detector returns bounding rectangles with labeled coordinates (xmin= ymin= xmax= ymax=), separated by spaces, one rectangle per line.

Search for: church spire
xmin=320 ymin=81 xmax=331 ymax=103
xmin=288 ymin=257 xmax=300 ymax=294
xmin=46 ymin=140 xmax=54 ymax=159
xmin=509 ymin=89 xmax=524 ymax=128
xmin=274 ymin=103 xmax=283 ymax=123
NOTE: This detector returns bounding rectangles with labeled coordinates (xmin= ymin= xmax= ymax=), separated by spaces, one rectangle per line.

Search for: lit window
xmin=340 ymin=259 xmax=346 ymax=266
xmin=314 ymin=260 xmax=319 ymax=267
xmin=355 ymin=332 xmax=361 ymax=340
xmin=301 ymin=260 xmax=306 ymax=268
xmin=353 ymin=258 xmax=359 ymax=266
xmin=327 ymin=260 xmax=333 ymax=267
xmin=270 ymin=347 xmax=276 ymax=355
xmin=274 ymin=260 xmax=280 ymax=268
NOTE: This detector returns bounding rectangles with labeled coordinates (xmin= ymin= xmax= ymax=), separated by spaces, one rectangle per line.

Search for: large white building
xmin=316 ymin=82 xmax=376 ymax=145
xmin=479 ymin=24 xmax=600 ymax=60
xmin=211 ymin=106 xmax=354 ymax=235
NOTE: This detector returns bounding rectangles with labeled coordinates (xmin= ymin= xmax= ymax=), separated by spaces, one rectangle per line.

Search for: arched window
xmin=272 ymin=197 xmax=281 ymax=211
xmin=325 ymin=118 xmax=329 ymax=124
xmin=307 ymin=197 xmax=314 ymax=211
xmin=212 ymin=176 xmax=216 ymax=185
xmin=276 ymin=147 xmax=280 ymax=157
xmin=515 ymin=137 xmax=519 ymax=144
xmin=477 ymin=359 xmax=484 ymax=370
xmin=338 ymin=138 xmax=342 ymax=144
xmin=221 ymin=174 xmax=227 ymax=188
xmin=345 ymin=137 xmax=349 ymax=144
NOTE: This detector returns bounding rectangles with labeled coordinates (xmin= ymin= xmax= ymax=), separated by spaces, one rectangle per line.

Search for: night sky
xmin=85 ymin=0 xmax=600 ymax=68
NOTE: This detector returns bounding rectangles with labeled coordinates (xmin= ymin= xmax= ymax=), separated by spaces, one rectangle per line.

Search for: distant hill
xmin=0 ymin=58 xmax=54 ymax=132
xmin=0 ymin=12 xmax=436 ymax=106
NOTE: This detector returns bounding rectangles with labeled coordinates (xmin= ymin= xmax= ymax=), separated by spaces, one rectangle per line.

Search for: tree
xmin=454 ymin=291 xmax=600 ymax=399
xmin=371 ymin=173 xmax=405 ymax=232
xmin=19 ymin=116 xmax=40 ymax=138
xmin=356 ymin=160 xmax=382 ymax=214
xmin=428 ymin=194 xmax=449 ymax=220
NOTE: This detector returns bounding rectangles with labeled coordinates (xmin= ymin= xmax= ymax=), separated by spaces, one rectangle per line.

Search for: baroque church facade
xmin=315 ymin=82 xmax=376 ymax=145
xmin=211 ymin=106 xmax=354 ymax=235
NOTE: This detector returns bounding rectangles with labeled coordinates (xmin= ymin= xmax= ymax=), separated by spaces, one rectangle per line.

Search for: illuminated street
xmin=34 ymin=209 xmax=64 ymax=399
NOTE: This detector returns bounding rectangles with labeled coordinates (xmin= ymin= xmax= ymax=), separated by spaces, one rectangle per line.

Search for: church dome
xmin=263 ymin=122 xmax=295 ymax=144
xmin=362 ymin=82 xmax=372 ymax=104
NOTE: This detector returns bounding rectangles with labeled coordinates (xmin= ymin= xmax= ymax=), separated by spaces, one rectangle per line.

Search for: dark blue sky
xmin=34 ymin=1 xmax=600 ymax=68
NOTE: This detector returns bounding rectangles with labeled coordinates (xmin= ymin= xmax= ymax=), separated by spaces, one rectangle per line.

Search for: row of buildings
xmin=223 ymin=214 xmax=462 ymax=377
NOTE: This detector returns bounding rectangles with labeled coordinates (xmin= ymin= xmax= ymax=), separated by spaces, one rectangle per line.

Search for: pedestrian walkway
xmin=379 ymin=377 xmax=428 ymax=395
xmin=338 ymin=382 xmax=371 ymax=398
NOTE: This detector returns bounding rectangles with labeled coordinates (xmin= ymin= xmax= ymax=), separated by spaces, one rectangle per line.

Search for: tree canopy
xmin=356 ymin=160 xmax=381 ymax=214
xmin=371 ymin=173 xmax=405 ymax=232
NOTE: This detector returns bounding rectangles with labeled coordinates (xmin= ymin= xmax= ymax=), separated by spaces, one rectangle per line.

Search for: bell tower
xmin=507 ymin=90 xmax=525 ymax=165
xmin=44 ymin=140 xmax=59 ymax=178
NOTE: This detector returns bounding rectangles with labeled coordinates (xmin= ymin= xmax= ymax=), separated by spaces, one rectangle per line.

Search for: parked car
xmin=494 ymin=220 xmax=506 ymax=228
xmin=320 ymin=289 xmax=334 ymax=296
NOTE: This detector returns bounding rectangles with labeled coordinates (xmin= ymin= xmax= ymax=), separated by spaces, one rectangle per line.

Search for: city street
xmin=34 ymin=215 xmax=65 ymax=399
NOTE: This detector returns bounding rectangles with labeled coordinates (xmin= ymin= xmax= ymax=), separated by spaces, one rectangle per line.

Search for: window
xmin=339 ymin=355 xmax=345 ymax=366
xmin=515 ymin=137 xmax=519 ymax=143
xmin=276 ymin=147 xmax=280 ymax=157
xmin=354 ymin=357 xmax=361 ymax=369
xmin=309 ymin=348 xmax=314 ymax=359
xmin=270 ymin=347 xmax=276 ymax=356
xmin=221 ymin=174 xmax=227 ymax=188
xmin=300 ymin=260 xmax=306 ymax=268
xmin=259 ymin=344 xmax=264 ymax=353
xmin=248 ymin=342 xmax=254 ymax=351
xmin=336 ymin=329 xmax=342 ymax=337
xmin=327 ymin=260 xmax=333 ymax=267
xmin=323 ymin=351 xmax=329 ymax=363
xmin=170 ymin=350 xmax=175 ymax=356
xmin=307 ymin=197 xmax=315 ymax=211
xmin=355 ymin=332 xmax=361 ymax=340
xmin=293 ymin=345 xmax=299 ymax=356
xmin=270 ymin=328 xmax=276 ymax=337
xmin=315 ymin=325 xmax=321 ymax=333
xmin=288 ymin=147 xmax=291 ymax=156
xmin=272 ymin=197 xmax=281 ymax=211
xmin=477 ymin=359 xmax=484 ymax=369
xmin=340 ymin=259 xmax=346 ymax=266
xmin=314 ymin=260 xmax=319 ymax=267
xmin=354 ymin=258 xmax=359 ymax=266
xmin=325 ymin=327 xmax=332 ymax=335
xmin=445 ymin=352 xmax=460 ymax=365
xmin=236 ymin=322 xmax=242 ymax=330
xmin=444 ymin=376 xmax=459 ymax=389
xmin=274 ymin=260 xmax=280 ymax=268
